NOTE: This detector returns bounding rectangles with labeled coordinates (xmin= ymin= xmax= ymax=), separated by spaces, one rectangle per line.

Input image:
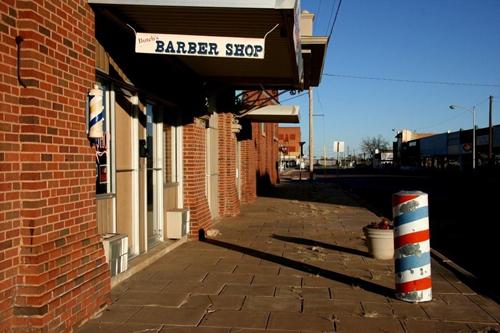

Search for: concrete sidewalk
xmin=76 ymin=179 xmax=499 ymax=333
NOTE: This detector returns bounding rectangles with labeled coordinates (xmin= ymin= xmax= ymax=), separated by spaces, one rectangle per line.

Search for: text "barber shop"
xmin=135 ymin=33 xmax=265 ymax=59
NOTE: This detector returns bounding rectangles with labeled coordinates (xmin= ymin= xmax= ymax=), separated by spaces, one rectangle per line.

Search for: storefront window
xmin=93 ymin=85 xmax=112 ymax=195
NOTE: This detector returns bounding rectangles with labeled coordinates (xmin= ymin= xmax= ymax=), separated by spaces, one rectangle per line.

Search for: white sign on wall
xmin=135 ymin=33 xmax=265 ymax=59
xmin=333 ymin=141 xmax=345 ymax=153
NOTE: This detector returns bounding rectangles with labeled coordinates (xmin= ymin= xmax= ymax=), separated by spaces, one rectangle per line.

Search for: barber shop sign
xmin=135 ymin=32 xmax=265 ymax=59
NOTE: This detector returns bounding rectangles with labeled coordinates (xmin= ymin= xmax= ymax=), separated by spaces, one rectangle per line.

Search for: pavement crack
xmin=333 ymin=316 xmax=338 ymax=333
xmin=264 ymin=311 xmax=271 ymax=329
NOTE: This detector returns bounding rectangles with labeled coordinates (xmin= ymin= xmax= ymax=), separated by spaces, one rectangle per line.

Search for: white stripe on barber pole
xmin=394 ymin=217 xmax=430 ymax=237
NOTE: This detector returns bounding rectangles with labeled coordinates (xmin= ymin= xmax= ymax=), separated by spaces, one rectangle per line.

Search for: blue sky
xmin=282 ymin=0 xmax=500 ymax=157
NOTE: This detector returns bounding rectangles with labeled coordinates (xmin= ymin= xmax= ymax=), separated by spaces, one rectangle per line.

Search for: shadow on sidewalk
xmin=199 ymin=230 xmax=394 ymax=299
xmin=258 ymin=178 xmax=363 ymax=208
xmin=272 ymin=234 xmax=370 ymax=258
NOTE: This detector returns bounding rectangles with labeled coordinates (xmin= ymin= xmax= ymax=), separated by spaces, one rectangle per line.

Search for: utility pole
xmin=472 ymin=106 xmax=476 ymax=170
xmin=489 ymin=96 xmax=493 ymax=166
xmin=323 ymin=144 xmax=326 ymax=175
xmin=308 ymin=87 xmax=314 ymax=180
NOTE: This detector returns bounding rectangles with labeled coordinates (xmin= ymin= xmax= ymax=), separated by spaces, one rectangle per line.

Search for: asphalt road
xmin=314 ymin=168 xmax=499 ymax=301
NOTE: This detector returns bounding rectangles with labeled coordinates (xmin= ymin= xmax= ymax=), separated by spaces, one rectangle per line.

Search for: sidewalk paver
xmin=77 ymin=178 xmax=499 ymax=332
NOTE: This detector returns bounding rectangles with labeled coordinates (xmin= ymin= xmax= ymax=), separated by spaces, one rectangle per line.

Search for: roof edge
xmin=87 ymin=0 xmax=297 ymax=9
xmin=301 ymin=36 xmax=329 ymax=45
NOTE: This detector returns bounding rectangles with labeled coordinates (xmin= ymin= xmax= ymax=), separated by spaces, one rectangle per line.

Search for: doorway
xmin=144 ymin=104 xmax=163 ymax=248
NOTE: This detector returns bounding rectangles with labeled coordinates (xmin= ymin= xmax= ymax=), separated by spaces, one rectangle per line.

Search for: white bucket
xmin=364 ymin=227 xmax=394 ymax=260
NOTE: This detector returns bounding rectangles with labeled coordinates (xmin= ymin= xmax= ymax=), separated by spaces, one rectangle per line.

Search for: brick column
xmin=183 ymin=119 xmax=211 ymax=237
xmin=217 ymin=113 xmax=240 ymax=217
xmin=240 ymin=138 xmax=257 ymax=204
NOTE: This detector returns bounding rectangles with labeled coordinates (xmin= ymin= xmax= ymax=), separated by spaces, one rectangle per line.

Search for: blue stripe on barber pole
xmin=396 ymin=263 xmax=431 ymax=283
xmin=395 ymin=252 xmax=430 ymax=272
xmin=393 ymin=190 xmax=432 ymax=303
xmin=394 ymin=206 xmax=428 ymax=226
xmin=89 ymin=111 xmax=104 ymax=127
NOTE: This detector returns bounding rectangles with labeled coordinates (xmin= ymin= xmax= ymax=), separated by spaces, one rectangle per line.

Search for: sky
xmin=281 ymin=0 xmax=500 ymax=157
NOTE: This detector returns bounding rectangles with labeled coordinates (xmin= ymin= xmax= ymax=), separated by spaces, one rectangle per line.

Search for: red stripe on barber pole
xmin=394 ymin=230 xmax=430 ymax=248
xmin=396 ymin=277 xmax=432 ymax=293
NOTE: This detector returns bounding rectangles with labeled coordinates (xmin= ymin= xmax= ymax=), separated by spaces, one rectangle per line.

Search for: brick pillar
xmin=240 ymin=138 xmax=257 ymax=204
xmin=0 ymin=1 xmax=110 ymax=331
xmin=183 ymin=119 xmax=211 ymax=237
xmin=217 ymin=113 xmax=240 ymax=217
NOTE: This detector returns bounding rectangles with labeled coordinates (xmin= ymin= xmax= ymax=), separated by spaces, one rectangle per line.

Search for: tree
xmin=360 ymin=135 xmax=389 ymax=157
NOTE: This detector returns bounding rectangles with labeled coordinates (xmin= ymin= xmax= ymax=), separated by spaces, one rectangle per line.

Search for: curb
xmin=430 ymin=248 xmax=499 ymax=303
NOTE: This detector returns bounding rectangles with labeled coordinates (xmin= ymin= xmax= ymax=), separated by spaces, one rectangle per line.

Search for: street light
xmin=449 ymin=104 xmax=476 ymax=170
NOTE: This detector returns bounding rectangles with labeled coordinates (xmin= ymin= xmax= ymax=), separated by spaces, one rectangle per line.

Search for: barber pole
xmin=392 ymin=191 xmax=432 ymax=302
xmin=88 ymin=84 xmax=104 ymax=138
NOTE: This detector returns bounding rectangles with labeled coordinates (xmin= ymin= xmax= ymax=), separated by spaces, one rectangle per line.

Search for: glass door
xmin=146 ymin=104 xmax=162 ymax=247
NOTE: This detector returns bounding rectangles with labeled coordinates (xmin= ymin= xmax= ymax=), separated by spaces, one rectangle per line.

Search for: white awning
xmin=243 ymin=105 xmax=299 ymax=123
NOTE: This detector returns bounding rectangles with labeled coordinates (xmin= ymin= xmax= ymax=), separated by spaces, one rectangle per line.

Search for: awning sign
xmin=135 ymin=33 xmax=265 ymax=59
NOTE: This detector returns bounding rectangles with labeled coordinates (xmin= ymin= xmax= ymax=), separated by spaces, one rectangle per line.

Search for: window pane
xmin=94 ymin=86 xmax=110 ymax=195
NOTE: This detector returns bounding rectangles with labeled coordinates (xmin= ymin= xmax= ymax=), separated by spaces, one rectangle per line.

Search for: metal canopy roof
xmin=89 ymin=0 xmax=304 ymax=89
xmin=242 ymin=105 xmax=299 ymax=123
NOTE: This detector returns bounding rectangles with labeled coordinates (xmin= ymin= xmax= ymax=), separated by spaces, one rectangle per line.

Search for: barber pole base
xmin=392 ymin=191 xmax=432 ymax=303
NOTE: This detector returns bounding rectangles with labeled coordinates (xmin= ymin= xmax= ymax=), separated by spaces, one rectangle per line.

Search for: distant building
xmin=278 ymin=127 xmax=302 ymax=162
xmin=393 ymin=129 xmax=434 ymax=167
xmin=373 ymin=150 xmax=394 ymax=168
xmin=395 ymin=125 xmax=500 ymax=170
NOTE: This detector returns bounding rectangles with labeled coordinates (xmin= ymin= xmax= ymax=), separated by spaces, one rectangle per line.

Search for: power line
xmin=325 ymin=0 xmax=336 ymax=36
xmin=327 ymin=0 xmax=343 ymax=41
xmin=315 ymin=0 xmax=323 ymax=25
xmin=323 ymin=73 xmax=500 ymax=88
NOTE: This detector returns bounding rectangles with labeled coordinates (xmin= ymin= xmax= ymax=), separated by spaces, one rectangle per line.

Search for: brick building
xmin=0 ymin=1 xmax=327 ymax=332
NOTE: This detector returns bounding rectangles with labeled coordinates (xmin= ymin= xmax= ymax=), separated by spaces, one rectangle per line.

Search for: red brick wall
xmin=217 ymin=113 xmax=240 ymax=217
xmin=0 ymin=1 xmax=21 ymax=330
xmin=1 ymin=1 xmax=110 ymax=331
xmin=183 ymin=120 xmax=211 ymax=237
